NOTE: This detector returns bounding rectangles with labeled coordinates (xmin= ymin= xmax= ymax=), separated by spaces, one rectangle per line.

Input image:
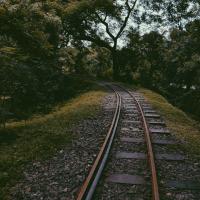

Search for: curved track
xmin=76 ymin=83 xmax=200 ymax=200
xmin=117 ymin=85 xmax=160 ymax=200
xmin=77 ymin=85 xmax=122 ymax=200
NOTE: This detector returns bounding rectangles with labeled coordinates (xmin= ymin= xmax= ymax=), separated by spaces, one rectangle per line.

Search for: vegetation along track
xmin=77 ymin=83 xmax=200 ymax=200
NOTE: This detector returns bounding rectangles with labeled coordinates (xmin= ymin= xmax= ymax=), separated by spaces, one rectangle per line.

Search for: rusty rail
xmin=77 ymin=85 xmax=121 ymax=200
xmin=117 ymin=84 xmax=160 ymax=200
xmin=77 ymin=83 xmax=160 ymax=200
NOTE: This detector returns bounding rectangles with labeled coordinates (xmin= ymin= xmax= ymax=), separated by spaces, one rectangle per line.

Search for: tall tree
xmin=63 ymin=0 xmax=138 ymax=79
xmin=63 ymin=0 xmax=197 ymax=79
xmin=0 ymin=0 xmax=66 ymax=121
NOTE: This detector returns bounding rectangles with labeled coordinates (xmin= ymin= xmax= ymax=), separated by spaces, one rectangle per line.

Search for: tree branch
xmin=76 ymin=34 xmax=112 ymax=51
xmin=73 ymin=0 xmax=137 ymax=52
xmin=115 ymin=0 xmax=138 ymax=40
xmin=95 ymin=12 xmax=116 ymax=42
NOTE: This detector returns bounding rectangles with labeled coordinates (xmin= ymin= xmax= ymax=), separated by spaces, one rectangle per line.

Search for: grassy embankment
xmin=0 ymin=80 xmax=106 ymax=199
xmin=139 ymin=88 xmax=200 ymax=157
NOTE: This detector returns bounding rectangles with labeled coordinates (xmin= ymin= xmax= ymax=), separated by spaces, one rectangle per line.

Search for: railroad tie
xmin=166 ymin=180 xmax=200 ymax=190
xmin=106 ymin=174 xmax=145 ymax=185
xmin=148 ymin=121 xmax=165 ymax=126
xmin=116 ymin=152 xmax=185 ymax=161
xmin=120 ymin=137 xmax=177 ymax=145
xmin=144 ymin=113 xmax=161 ymax=118
xmin=150 ymin=128 xmax=170 ymax=134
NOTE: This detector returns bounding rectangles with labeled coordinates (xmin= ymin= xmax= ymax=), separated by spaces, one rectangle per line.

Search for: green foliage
xmin=0 ymin=0 xmax=62 ymax=58
xmin=0 ymin=0 xmax=66 ymax=125
xmin=123 ymin=19 xmax=200 ymax=118
xmin=0 ymin=0 xmax=199 ymax=117
xmin=0 ymin=0 xmax=200 ymax=197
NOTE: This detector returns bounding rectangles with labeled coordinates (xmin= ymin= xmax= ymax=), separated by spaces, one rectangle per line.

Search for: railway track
xmin=77 ymin=84 xmax=200 ymax=200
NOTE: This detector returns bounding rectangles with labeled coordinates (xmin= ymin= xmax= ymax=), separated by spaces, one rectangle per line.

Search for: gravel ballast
xmin=10 ymin=87 xmax=200 ymax=200
xmin=10 ymin=92 xmax=115 ymax=200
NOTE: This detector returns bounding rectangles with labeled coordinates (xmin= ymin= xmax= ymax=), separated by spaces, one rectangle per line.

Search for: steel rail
xmin=77 ymin=85 xmax=122 ymax=200
xmin=116 ymin=84 xmax=160 ymax=200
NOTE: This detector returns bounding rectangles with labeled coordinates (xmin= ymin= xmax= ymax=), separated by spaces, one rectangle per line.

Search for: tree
xmin=0 ymin=0 xmax=62 ymax=59
xmin=63 ymin=0 xmax=139 ymax=79
xmin=94 ymin=0 xmax=138 ymax=79
xmin=163 ymin=19 xmax=200 ymax=90
xmin=63 ymin=0 xmax=197 ymax=79
xmin=0 ymin=0 xmax=66 ymax=121
xmin=163 ymin=0 xmax=199 ymax=30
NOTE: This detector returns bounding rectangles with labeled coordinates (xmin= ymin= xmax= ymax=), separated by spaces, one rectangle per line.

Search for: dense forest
xmin=0 ymin=0 xmax=200 ymax=126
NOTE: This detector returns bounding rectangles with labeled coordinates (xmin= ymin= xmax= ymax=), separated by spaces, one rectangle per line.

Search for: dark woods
xmin=0 ymin=0 xmax=200 ymax=126
xmin=119 ymin=21 xmax=200 ymax=119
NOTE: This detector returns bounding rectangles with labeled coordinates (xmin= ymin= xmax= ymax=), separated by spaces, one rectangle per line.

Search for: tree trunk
xmin=112 ymin=50 xmax=120 ymax=80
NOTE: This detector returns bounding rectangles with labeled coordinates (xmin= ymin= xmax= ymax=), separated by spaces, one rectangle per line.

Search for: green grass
xmin=139 ymin=88 xmax=200 ymax=157
xmin=0 ymin=89 xmax=106 ymax=199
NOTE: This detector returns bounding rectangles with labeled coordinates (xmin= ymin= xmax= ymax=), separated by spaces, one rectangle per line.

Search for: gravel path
xmin=94 ymin=91 xmax=152 ymax=200
xmin=10 ymin=92 xmax=115 ymax=200
xmin=93 ymin=89 xmax=200 ymax=200
xmin=10 ymin=87 xmax=200 ymax=200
